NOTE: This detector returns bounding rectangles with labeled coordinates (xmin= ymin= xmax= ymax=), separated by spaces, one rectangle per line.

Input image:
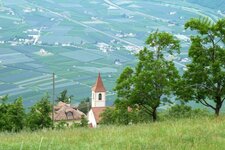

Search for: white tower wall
xmin=91 ymin=91 xmax=106 ymax=107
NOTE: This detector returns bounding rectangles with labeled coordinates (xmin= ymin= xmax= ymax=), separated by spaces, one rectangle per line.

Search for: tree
xmin=0 ymin=96 xmax=8 ymax=131
xmin=78 ymin=97 xmax=91 ymax=114
xmin=100 ymin=107 xmax=117 ymax=125
xmin=80 ymin=115 xmax=88 ymax=127
xmin=114 ymin=31 xmax=180 ymax=122
xmin=57 ymin=89 xmax=73 ymax=103
xmin=26 ymin=95 xmax=52 ymax=130
xmin=100 ymin=99 xmax=150 ymax=125
xmin=7 ymin=97 xmax=25 ymax=132
xmin=0 ymin=96 xmax=25 ymax=132
xmin=176 ymin=17 xmax=225 ymax=116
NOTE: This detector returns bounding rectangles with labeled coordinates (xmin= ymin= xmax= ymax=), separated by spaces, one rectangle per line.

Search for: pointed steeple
xmin=92 ymin=73 xmax=106 ymax=92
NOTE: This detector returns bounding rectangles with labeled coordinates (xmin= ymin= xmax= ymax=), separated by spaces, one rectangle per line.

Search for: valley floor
xmin=1 ymin=116 xmax=225 ymax=150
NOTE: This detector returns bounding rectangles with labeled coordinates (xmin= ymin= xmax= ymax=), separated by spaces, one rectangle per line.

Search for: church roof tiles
xmin=92 ymin=73 xmax=106 ymax=92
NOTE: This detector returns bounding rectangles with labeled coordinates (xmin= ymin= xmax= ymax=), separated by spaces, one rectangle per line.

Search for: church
xmin=87 ymin=73 xmax=107 ymax=128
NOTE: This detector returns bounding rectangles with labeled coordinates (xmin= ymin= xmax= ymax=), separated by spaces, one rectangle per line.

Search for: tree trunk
xmin=215 ymin=108 xmax=220 ymax=116
xmin=215 ymin=102 xmax=221 ymax=116
xmin=152 ymin=108 xmax=157 ymax=122
xmin=215 ymin=97 xmax=222 ymax=116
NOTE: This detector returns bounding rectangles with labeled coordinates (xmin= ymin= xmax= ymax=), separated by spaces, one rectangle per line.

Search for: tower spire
xmin=92 ymin=73 xmax=106 ymax=92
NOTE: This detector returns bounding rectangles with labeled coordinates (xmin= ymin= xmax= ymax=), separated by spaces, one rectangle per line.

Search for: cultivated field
xmin=0 ymin=0 xmax=223 ymax=107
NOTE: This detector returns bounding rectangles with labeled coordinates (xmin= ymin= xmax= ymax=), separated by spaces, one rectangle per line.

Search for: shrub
xmin=26 ymin=95 xmax=53 ymax=131
xmin=80 ymin=115 xmax=88 ymax=127
xmin=55 ymin=121 xmax=69 ymax=130
xmin=100 ymin=106 xmax=150 ymax=125
xmin=163 ymin=104 xmax=210 ymax=120
xmin=0 ymin=96 xmax=25 ymax=132
xmin=78 ymin=97 xmax=91 ymax=114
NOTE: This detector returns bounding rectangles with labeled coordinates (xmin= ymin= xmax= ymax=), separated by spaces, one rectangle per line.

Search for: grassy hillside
xmin=1 ymin=117 xmax=225 ymax=150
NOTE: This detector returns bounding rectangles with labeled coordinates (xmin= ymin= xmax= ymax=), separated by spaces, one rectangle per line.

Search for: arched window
xmin=98 ymin=93 xmax=102 ymax=100
xmin=66 ymin=111 xmax=74 ymax=120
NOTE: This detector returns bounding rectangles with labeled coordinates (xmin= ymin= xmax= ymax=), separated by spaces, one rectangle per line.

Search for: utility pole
xmin=52 ymin=73 xmax=55 ymax=127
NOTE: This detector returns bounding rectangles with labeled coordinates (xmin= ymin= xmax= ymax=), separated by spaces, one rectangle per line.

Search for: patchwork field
xmin=0 ymin=0 xmax=223 ymax=107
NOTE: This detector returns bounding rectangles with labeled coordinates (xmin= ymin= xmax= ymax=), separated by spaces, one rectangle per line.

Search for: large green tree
xmin=26 ymin=95 xmax=52 ymax=130
xmin=176 ymin=18 xmax=225 ymax=116
xmin=115 ymin=31 xmax=180 ymax=121
xmin=0 ymin=96 xmax=25 ymax=132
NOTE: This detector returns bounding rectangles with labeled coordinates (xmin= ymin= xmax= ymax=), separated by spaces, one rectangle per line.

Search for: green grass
xmin=1 ymin=116 xmax=225 ymax=150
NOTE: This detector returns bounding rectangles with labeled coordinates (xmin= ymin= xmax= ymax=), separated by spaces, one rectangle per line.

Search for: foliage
xmin=26 ymin=95 xmax=53 ymax=131
xmin=72 ymin=122 xmax=82 ymax=128
xmin=78 ymin=97 xmax=91 ymax=114
xmin=176 ymin=17 xmax=225 ymax=116
xmin=71 ymin=116 xmax=88 ymax=128
xmin=57 ymin=89 xmax=73 ymax=103
xmin=146 ymin=30 xmax=180 ymax=59
xmin=0 ymin=95 xmax=8 ymax=104
xmin=80 ymin=115 xmax=88 ymax=127
xmin=100 ymin=103 xmax=131 ymax=125
xmin=114 ymin=31 xmax=180 ymax=122
xmin=0 ymin=96 xmax=25 ymax=132
xmin=163 ymin=104 xmax=209 ymax=119
xmin=100 ymin=107 xmax=116 ymax=125
xmin=100 ymin=100 xmax=150 ymax=125
xmin=55 ymin=121 xmax=69 ymax=130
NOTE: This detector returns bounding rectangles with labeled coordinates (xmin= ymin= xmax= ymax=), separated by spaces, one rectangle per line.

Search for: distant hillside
xmin=188 ymin=0 xmax=225 ymax=11
xmin=1 ymin=117 xmax=225 ymax=149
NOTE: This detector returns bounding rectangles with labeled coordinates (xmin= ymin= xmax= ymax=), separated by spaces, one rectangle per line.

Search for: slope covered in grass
xmin=1 ymin=117 xmax=225 ymax=150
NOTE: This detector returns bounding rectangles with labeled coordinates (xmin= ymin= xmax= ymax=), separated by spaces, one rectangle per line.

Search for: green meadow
xmin=1 ymin=116 xmax=225 ymax=150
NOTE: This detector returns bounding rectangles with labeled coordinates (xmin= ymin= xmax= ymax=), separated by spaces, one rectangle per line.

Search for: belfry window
xmin=98 ymin=93 xmax=102 ymax=100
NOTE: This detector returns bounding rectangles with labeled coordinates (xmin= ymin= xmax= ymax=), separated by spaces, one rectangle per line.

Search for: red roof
xmin=92 ymin=107 xmax=106 ymax=123
xmin=92 ymin=73 xmax=106 ymax=92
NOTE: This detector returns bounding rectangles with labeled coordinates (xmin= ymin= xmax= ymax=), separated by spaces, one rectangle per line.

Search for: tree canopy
xmin=57 ymin=89 xmax=73 ymax=103
xmin=26 ymin=95 xmax=53 ymax=130
xmin=176 ymin=17 xmax=225 ymax=116
xmin=114 ymin=31 xmax=180 ymax=121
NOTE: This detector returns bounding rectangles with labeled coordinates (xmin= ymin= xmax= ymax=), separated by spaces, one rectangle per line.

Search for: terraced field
xmin=0 ymin=0 xmax=223 ymax=107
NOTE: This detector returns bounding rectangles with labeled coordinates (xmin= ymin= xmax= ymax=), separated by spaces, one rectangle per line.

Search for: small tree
xmin=26 ymin=95 xmax=52 ymax=130
xmin=0 ymin=95 xmax=8 ymax=131
xmin=100 ymin=100 xmax=150 ymax=125
xmin=57 ymin=89 xmax=73 ymax=103
xmin=0 ymin=96 xmax=25 ymax=132
xmin=114 ymin=31 xmax=180 ymax=122
xmin=8 ymin=97 xmax=25 ymax=132
xmin=176 ymin=17 xmax=225 ymax=116
xmin=80 ymin=115 xmax=88 ymax=127
xmin=78 ymin=97 xmax=91 ymax=114
xmin=100 ymin=107 xmax=116 ymax=125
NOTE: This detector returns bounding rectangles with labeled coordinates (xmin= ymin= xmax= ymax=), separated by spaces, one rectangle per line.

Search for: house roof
xmin=53 ymin=101 xmax=86 ymax=121
xmin=92 ymin=73 xmax=106 ymax=92
xmin=91 ymin=107 xmax=106 ymax=123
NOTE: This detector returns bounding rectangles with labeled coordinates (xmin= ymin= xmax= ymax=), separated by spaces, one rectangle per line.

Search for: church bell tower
xmin=91 ymin=73 xmax=106 ymax=107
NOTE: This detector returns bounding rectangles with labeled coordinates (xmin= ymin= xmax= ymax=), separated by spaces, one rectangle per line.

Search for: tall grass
xmin=1 ymin=116 xmax=225 ymax=150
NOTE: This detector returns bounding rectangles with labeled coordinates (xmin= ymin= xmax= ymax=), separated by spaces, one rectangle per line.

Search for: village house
xmin=53 ymin=101 xmax=86 ymax=125
xmin=52 ymin=73 xmax=107 ymax=127
xmin=88 ymin=73 xmax=107 ymax=128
